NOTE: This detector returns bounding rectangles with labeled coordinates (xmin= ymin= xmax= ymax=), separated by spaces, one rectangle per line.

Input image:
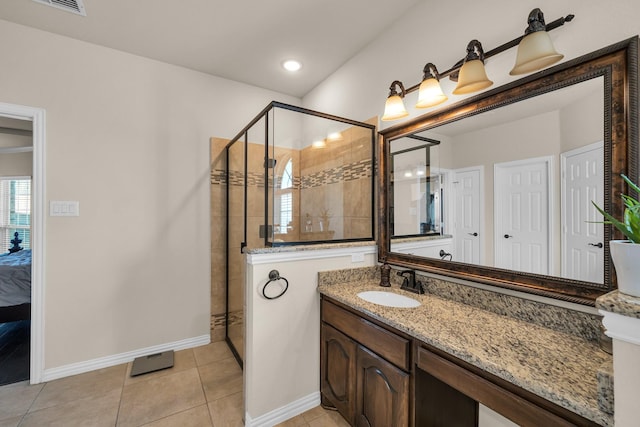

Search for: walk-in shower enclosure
xmin=224 ymin=102 xmax=376 ymax=363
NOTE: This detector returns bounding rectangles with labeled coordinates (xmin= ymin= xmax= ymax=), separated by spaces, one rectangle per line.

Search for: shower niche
xmin=224 ymin=102 xmax=376 ymax=364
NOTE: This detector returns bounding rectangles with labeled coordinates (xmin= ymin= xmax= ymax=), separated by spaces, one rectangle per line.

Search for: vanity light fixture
xmin=381 ymin=8 xmax=573 ymax=121
xmin=415 ymin=63 xmax=448 ymax=109
xmin=510 ymin=8 xmax=564 ymax=75
xmin=452 ymin=40 xmax=493 ymax=95
xmin=381 ymin=80 xmax=409 ymax=121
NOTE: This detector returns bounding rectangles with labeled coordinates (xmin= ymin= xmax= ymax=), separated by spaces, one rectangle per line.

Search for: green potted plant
xmin=592 ymin=174 xmax=640 ymax=297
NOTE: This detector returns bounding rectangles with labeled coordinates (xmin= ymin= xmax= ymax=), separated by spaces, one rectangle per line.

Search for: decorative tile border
xmin=211 ymin=160 xmax=372 ymax=189
xmin=211 ymin=168 xmax=226 ymax=185
xmin=301 ymin=159 xmax=371 ymax=188
xmin=210 ymin=310 xmax=243 ymax=331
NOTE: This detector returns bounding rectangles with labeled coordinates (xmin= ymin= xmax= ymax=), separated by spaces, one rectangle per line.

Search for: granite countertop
xmin=596 ymin=290 xmax=640 ymax=319
xmin=319 ymin=280 xmax=613 ymax=426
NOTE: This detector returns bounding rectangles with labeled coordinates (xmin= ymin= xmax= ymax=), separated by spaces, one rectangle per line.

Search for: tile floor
xmin=0 ymin=341 xmax=348 ymax=427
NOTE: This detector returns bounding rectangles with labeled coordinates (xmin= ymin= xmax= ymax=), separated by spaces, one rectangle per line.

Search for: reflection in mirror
xmin=391 ymin=138 xmax=442 ymax=236
xmin=391 ymin=78 xmax=604 ymax=283
xmin=391 ymin=138 xmax=455 ymax=259
xmin=379 ymin=37 xmax=638 ymax=305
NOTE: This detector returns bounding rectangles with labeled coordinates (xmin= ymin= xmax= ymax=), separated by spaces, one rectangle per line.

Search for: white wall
xmin=0 ymin=18 xmax=300 ymax=373
xmin=0 ymin=131 xmax=32 ymax=176
xmin=244 ymin=246 xmax=377 ymax=426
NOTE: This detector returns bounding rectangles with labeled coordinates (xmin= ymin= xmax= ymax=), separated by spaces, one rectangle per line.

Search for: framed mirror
xmin=378 ymin=37 xmax=638 ymax=305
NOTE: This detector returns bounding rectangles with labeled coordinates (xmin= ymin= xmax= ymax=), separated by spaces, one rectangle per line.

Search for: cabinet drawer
xmin=322 ymin=299 xmax=410 ymax=371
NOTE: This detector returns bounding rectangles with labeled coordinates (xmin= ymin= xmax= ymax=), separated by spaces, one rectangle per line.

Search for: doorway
xmin=0 ymin=102 xmax=45 ymax=384
xmin=561 ymin=141 xmax=604 ymax=282
xmin=494 ymin=156 xmax=553 ymax=275
xmin=453 ymin=166 xmax=483 ymax=265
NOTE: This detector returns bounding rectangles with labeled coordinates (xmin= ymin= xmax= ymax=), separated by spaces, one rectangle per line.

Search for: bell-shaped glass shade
xmin=415 ymin=77 xmax=448 ymax=109
xmin=452 ymin=59 xmax=493 ymax=95
xmin=510 ymin=31 xmax=564 ymax=75
xmin=381 ymin=94 xmax=409 ymax=121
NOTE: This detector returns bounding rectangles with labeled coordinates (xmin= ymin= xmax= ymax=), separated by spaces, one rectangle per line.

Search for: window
xmin=0 ymin=178 xmax=31 ymax=252
xmin=278 ymin=160 xmax=293 ymax=234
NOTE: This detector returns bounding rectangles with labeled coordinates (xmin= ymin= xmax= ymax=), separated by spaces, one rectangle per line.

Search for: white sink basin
xmin=357 ymin=291 xmax=420 ymax=308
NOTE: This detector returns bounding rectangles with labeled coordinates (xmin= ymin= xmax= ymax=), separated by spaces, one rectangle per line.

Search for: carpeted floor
xmin=0 ymin=320 xmax=30 ymax=386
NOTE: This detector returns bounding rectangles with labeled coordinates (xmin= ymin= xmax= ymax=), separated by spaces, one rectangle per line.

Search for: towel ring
xmin=262 ymin=270 xmax=289 ymax=300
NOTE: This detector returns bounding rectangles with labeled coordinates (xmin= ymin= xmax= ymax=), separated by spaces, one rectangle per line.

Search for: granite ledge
xmin=244 ymin=240 xmax=375 ymax=255
xmin=390 ymin=234 xmax=453 ymax=244
xmin=596 ymin=290 xmax=640 ymax=319
xmin=319 ymin=280 xmax=613 ymax=426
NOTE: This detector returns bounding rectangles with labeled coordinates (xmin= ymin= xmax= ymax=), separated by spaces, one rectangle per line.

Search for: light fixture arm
xmin=464 ymin=40 xmax=485 ymax=63
xmin=388 ymin=80 xmax=406 ymax=98
xmin=525 ymin=8 xmax=547 ymax=34
xmin=422 ymin=63 xmax=441 ymax=81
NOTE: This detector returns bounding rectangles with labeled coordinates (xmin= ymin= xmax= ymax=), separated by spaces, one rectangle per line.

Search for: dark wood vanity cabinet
xmin=321 ymin=297 xmax=410 ymax=427
xmin=320 ymin=295 xmax=603 ymax=427
xmin=321 ymin=323 xmax=357 ymax=424
xmin=355 ymin=345 xmax=409 ymax=427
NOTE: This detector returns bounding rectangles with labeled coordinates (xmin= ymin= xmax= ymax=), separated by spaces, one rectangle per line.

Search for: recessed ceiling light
xmin=282 ymin=60 xmax=302 ymax=72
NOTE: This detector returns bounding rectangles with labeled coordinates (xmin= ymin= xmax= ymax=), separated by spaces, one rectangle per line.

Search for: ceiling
xmin=0 ymin=0 xmax=421 ymax=98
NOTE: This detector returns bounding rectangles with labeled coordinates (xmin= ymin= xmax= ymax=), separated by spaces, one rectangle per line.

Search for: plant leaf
xmin=592 ymin=201 xmax=640 ymax=242
xmin=623 ymin=174 xmax=640 ymax=196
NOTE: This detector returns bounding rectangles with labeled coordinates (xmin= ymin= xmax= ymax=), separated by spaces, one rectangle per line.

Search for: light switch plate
xmin=50 ymin=201 xmax=80 ymax=216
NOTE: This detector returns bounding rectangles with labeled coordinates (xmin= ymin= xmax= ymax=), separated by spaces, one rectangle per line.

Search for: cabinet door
xmin=355 ymin=345 xmax=409 ymax=427
xmin=321 ymin=323 xmax=357 ymax=425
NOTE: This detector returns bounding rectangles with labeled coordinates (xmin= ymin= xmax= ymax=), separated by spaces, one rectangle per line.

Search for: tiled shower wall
xmin=210 ymin=137 xmax=231 ymax=342
xmin=298 ymin=117 xmax=375 ymax=241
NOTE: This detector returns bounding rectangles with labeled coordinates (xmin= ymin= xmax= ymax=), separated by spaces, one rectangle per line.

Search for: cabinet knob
xmin=504 ymin=234 xmax=512 ymax=239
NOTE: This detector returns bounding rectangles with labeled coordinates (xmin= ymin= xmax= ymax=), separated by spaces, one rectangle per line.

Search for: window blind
xmin=0 ymin=178 xmax=31 ymax=252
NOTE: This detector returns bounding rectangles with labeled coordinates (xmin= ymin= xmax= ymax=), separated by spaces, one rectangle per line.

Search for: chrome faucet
xmin=397 ymin=270 xmax=425 ymax=294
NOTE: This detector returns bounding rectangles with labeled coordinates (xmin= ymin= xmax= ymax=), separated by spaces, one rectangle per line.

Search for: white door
xmin=453 ymin=167 xmax=482 ymax=264
xmin=561 ymin=142 xmax=604 ymax=283
xmin=495 ymin=157 xmax=552 ymax=275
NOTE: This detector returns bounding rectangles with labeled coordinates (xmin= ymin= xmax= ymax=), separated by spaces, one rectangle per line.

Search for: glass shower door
xmin=226 ymin=135 xmax=246 ymax=363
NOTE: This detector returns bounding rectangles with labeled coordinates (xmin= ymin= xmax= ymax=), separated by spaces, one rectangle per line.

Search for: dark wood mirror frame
xmin=378 ymin=37 xmax=638 ymax=306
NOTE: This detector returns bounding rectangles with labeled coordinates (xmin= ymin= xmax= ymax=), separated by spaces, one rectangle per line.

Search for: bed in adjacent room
xmin=0 ymin=248 xmax=31 ymax=323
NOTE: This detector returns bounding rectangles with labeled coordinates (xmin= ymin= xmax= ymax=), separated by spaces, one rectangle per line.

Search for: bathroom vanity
xmin=318 ymin=269 xmax=612 ymax=426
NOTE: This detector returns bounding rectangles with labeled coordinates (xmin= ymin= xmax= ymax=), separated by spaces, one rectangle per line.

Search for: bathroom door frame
xmin=0 ymin=102 xmax=46 ymax=384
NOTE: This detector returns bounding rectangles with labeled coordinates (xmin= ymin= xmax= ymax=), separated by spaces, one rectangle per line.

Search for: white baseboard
xmin=245 ymin=392 xmax=321 ymax=427
xmin=41 ymin=334 xmax=210 ymax=382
